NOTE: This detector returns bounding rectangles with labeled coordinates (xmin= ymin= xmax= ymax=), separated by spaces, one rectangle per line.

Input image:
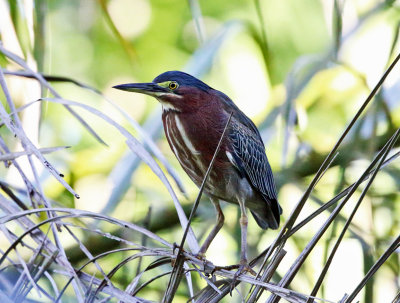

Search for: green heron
xmin=114 ymin=71 xmax=282 ymax=272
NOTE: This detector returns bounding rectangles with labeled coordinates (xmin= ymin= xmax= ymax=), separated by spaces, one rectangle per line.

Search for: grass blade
xmin=266 ymin=130 xmax=400 ymax=303
xmin=0 ymin=146 xmax=69 ymax=161
xmin=250 ymin=50 xmax=400 ymax=302
xmin=306 ymin=129 xmax=400 ymax=302
xmin=0 ymin=44 xmax=107 ymax=145
xmin=188 ymin=0 xmax=206 ymax=44
xmin=344 ymin=234 xmax=400 ymax=303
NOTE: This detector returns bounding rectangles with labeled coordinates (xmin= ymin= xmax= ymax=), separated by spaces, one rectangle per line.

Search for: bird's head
xmin=113 ymin=71 xmax=211 ymax=112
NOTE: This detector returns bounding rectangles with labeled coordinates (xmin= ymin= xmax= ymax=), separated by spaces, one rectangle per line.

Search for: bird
xmin=113 ymin=71 xmax=282 ymax=273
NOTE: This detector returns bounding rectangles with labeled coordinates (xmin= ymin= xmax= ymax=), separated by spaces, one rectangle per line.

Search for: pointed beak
xmin=112 ymin=82 xmax=169 ymax=97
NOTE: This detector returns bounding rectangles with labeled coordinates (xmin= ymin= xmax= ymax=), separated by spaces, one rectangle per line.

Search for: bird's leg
xmin=197 ymin=198 xmax=224 ymax=259
xmin=239 ymin=199 xmax=248 ymax=266
xmin=236 ymin=199 xmax=256 ymax=275
xmin=228 ymin=199 xmax=256 ymax=294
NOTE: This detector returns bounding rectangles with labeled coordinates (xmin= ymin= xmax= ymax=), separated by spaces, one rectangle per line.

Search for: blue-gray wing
xmin=229 ymin=120 xmax=278 ymax=201
xmin=213 ymin=90 xmax=281 ymax=228
xmin=228 ymin=119 xmax=282 ymax=229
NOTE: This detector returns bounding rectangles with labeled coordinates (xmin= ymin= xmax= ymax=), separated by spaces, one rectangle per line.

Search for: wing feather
xmin=229 ymin=119 xmax=278 ymax=202
xmin=212 ymin=90 xmax=282 ymax=228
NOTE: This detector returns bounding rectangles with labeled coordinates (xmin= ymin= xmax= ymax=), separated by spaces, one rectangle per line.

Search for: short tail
xmin=250 ymin=198 xmax=282 ymax=230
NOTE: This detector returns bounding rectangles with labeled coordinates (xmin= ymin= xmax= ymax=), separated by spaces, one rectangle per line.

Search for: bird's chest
xmin=162 ymin=111 xmax=227 ymax=189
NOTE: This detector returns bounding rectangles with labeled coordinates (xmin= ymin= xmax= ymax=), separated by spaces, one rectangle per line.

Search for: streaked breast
xmin=163 ymin=112 xmax=207 ymax=186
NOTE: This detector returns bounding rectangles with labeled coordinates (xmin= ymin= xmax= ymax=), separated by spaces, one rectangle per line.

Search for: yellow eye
xmin=169 ymin=82 xmax=178 ymax=90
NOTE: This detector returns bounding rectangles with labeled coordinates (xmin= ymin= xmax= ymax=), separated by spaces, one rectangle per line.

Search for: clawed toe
xmin=194 ymin=252 xmax=206 ymax=260
xmin=229 ymin=262 xmax=256 ymax=294
xmin=172 ymin=242 xmax=182 ymax=254
xmin=236 ymin=263 xmax=256 ymax=276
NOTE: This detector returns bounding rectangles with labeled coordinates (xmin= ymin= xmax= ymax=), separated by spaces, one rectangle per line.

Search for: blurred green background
xmin=0 ymin=0 xmax=399 ymax=302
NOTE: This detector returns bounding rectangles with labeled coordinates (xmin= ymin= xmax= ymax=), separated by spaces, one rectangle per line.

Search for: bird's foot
xmin=234 ymin=261 xmax=257 ymax=277
xmin=193 ymin=252 xmax=218 ymax=277
xmin=172 ymin=242 xmax=186 ymax=254
xmin=194 ymin=251 xmax=206 ymax=260
xmin=171 ymin=243 xmax=186 ymax=267
xmin=229 ymin=261 xmax=256 ymax=295
xmin=212 ymin=262 xmax=256 ymax=275
xmin=210 ymin=261 xmax=256 ymax=294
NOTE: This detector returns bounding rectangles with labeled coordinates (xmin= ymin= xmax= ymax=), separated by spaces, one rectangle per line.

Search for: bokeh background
xmin=0 ymin=0 xmax=399 ymax=302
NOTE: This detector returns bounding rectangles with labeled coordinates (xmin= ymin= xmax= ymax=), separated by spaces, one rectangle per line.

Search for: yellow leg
xmin=229 ymin=199 xmax=255 ymax=294
xmin=239 ymin=199 xmax=248 ymax=264
xmin=236 ymin=199 xmax=256 ymax=274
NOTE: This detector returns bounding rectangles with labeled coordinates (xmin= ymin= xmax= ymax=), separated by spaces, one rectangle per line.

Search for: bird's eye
xmin=169 ymin=82 xmax=178 ymax=90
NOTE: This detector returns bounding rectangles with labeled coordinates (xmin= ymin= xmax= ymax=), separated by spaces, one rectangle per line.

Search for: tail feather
xmin=250 ymin=198 xmax=281 ymax=230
